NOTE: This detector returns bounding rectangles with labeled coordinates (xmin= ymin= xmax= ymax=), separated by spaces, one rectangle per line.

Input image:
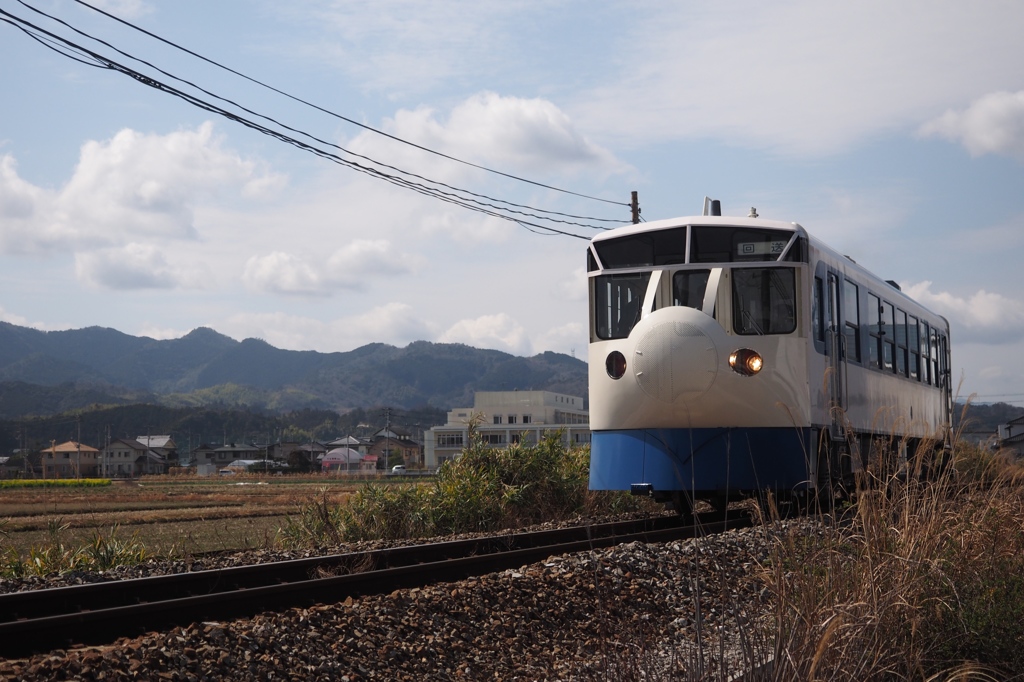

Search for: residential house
xmin=369 ymin=427 xmax=422 ymax=469
xmin=191 ymin=443 xmax=262 ymax=469
xmin=136 ymin=435 xmax=177 ymax=464
xmin=998 ymin=415 xmax=1024 ymax=457
xmin=266 ymin=441 xmax=302 ymax=462
xmin=423 ymin=390 xmax=590 ymax=469
xmin=41 ymin=441 xmax=99 ymax=478
xmin=100 ymin=438 xmax=166 ymax=477
xmin=325 ymin=436 xmax=372 ymax=455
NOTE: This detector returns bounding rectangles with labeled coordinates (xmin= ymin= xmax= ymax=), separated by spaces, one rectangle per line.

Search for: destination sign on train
xmin=737 ymin=241 xmax=788 ymax=256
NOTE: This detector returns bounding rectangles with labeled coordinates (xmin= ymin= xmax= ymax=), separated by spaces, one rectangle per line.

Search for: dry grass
xmin=763 ymin=439 xmax=1024 ymax=680
xmin=0 ymin=475 xmax=358 ymax=559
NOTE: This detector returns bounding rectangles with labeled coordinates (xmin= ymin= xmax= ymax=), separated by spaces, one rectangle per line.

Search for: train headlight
xmin=606 ymin=351 xmax=627 ymax=379
xmin=728 ymin=349 xmax=763 ymax=377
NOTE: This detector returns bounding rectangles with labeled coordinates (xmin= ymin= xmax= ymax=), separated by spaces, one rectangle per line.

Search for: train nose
xmin=632 ymin=318 xmax=719 ymax=403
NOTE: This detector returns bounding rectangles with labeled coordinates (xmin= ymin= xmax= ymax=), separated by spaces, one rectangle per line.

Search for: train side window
xmin=843 ymin=280 xmax=860 ymax=362
xmin=732 ymin=267 xmax=797 ymax=335
xmin=920 ymin=322 xmax=931 ymax=385
xmin=812 ymin=277 xmax=824 ymax=343
xmin=908 ymin=316 xmax=920 ymax=380
xmin=930 ymin=327 xmax=940 ymax=387
xmin=881 ymin=301 xmax=895 ymax=372
xmin=867 ymin=294 xmax=882 ymax=369
xmin=896 ymin=309 xmax=908 ymax=377
xmin=672 ymin=270 xmax=711 ymax=310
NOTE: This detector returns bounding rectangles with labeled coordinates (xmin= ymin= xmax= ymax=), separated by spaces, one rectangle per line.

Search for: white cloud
xmin=557 ymin=266 xmax=588 ymax=303
xmin=137 ymin=324 xmax=191 ymax=341
xmin=0 ymin=305 xmax=49 ymax=330
xmin=439 ymin=313 xmax=532 ymax=355
xmin=301 ymin=2 xmax=531 ymax=96
xmin=88 ymin=0 xmax=153 ymax=20
xmin=243 ymin=240 xmax=418 ymax=297
xmin=535 ymin=322 xmax=586 ymax=359
xmin=903 ymin=281 xmax=1024 ymax=344
xmin=0 ymin=123 xmax=285 ymax=256
xmin=368 ymin=93 xmax=624 ymax=176
xmin=220 ymin=303 xmax=435 ymax=352
xmin=75 ymin=243 xmax=206 ymax=291
xmin=572 ymin=2 xmax=1024 ymax=155
xmin=918 ymin=91 xmax=1024 ymax=160
xmin=243 ymin=252 xmax=328 ymax=297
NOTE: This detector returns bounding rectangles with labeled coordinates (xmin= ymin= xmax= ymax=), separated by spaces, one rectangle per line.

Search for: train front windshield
xmin=595 ymin=272 xmax=651 ymax=340
xmin=590 ymin=224 xmax=804 ymax=341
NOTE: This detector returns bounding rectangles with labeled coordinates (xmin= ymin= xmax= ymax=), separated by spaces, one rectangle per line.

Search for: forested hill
xmin=0 ymin=322 xmax=587 ymax=418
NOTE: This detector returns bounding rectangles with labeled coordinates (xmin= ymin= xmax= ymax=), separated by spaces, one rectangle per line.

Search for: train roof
xmin=592 ymin=214 xmax=803 ymax=244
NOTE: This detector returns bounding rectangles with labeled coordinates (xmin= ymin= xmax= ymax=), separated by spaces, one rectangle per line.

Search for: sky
xmin=1 ymin=0 xmax=1023 ymax=406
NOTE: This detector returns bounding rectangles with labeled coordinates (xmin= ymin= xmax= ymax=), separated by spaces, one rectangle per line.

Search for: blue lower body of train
xmin=589 ymin=427 xmax=813 ymax=495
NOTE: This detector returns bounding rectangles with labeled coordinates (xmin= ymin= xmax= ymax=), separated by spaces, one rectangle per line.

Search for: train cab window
xmin=594 ymin=272 xmax=652 ymax=340
xmin=672 ymin=270 xmax=711 ymax=310
xmin=691 ymin=227 xmax=794 ymax=263
xmin=813 ymin=277 xmax=824 ymax=343
xmin=908 ymin=316 xmax=920 ymax=380
xmin=930 ymin=328 xmax=940 ymax=387
xmin=896 ymin=309 xmax=909 ymax=377
xmin=732 ymin=267 xmax=797 ymax=335
xmin=593 ymin=227 xmax=687 ymax=268
xmin=843 ymin=280 xmax=860 ymax=362
xmin=920 ymin=322 xmax=931 ymax=384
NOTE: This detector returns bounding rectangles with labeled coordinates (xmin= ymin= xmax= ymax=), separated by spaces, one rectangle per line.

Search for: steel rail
xmin=0 ymin=511 xmax=751 ymax=658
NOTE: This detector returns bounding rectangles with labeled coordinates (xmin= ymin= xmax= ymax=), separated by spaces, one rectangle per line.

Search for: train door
xmin=826 ymin=272 xmax=846 ymax=439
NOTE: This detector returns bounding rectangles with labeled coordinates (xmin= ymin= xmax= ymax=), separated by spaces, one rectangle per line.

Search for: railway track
xmin=0 ymin=511 xmax=751 ymax=659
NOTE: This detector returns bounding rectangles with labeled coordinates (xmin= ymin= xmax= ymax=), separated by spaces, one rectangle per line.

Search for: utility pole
xmin=383 ymin=407 xmax=391 ymax=472
xmin=76 ymin=415 xmax=81 ymax=480
xmin=630 ymin=191 xmax=641 ymax=224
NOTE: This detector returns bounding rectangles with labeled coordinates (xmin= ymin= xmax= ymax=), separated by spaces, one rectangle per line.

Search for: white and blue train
xmin=587 ymin=199 xmax=952 ymax=512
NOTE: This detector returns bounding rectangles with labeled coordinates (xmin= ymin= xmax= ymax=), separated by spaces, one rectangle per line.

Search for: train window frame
xmin=691 ymin=226 xmax=798 ymax=263
xmin=843 ymin=279 xmax=861 ymax=363
xmin=908 ymin=315 xmax=920 ymax=381
xmin=813 ymin=276 xmax=825 ymax=345
xmin=731 ymin=266 xmax=798 ymax=336
xmin=592 ymin=271 xmax=653 ymax=341
xmin=868 ymin=293 xmax=882 ymax=369
xmin=671 ymin=269 xmax=712 ymax=310
xmin=896 ymin=309 xmax=909 ymax=377
xmin=593 ymin=227 xmax=688 ymax=269
xmin=920 ymin=321 xmax=931 ymax=385
xmin=881 ymin=301 xmax=896 ymax=373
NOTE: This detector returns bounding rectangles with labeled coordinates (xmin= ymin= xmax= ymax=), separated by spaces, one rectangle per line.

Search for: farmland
xmin=0 ymin=476 xmax=369 ymax=557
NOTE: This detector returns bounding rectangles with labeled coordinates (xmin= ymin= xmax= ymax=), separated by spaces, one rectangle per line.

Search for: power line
xmin=8 ymin=1 xmax=624 ymax=231
xmin=59 ymin=0 xmax=630 ymax=209
xmin=0 ymin=9 xmax=612 ymax=238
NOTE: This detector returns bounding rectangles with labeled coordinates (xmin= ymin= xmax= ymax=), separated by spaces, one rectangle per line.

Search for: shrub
xmin=280 ymin=434 xmax=652 ymax=547
xmin=0 ymin=519 xmax=149 ymax=578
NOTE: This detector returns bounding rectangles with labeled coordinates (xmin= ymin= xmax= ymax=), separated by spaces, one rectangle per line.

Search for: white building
xmin=998 ymin=415 xmax=1024 ymax=457
xmin=423 ymin=390 xmax=590 ymax=469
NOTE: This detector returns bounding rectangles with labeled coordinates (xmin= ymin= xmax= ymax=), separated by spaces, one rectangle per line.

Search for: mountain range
xmin=0 ymin=322 xmax=588 ymax=419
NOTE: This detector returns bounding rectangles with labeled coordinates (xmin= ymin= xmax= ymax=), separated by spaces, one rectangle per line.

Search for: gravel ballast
xmin=0 ymin=521 xmax=797 ymax=680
